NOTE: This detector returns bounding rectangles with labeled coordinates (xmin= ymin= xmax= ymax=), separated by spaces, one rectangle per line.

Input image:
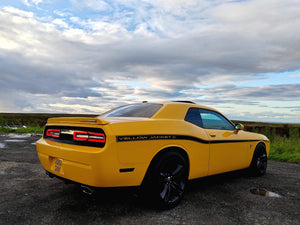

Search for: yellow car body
xmin=36 ymin=101 xmax=269 ymax=207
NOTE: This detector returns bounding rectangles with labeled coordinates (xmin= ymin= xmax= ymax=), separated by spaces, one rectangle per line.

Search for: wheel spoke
xmin=170 ymin=181 xmax=184 ymax=196
xmin=172 ymin=164 xmax=183 ymax=177
xmin=258 ymin=160 xmax=264 ymax=169
xmin=160 ymin=183 xmax=169 ymax=199
xmin=160 ymin=172 xmax=167 ymax=178
xmin=257 ymin=153 xmax=267 ymax=171
xmin=261 ymin=154 xmax=267 ymax=162
xmin=155 ymin=154 xmax=188 ymax=206
xmin=163 ymin=184 xmax=171 ymax=202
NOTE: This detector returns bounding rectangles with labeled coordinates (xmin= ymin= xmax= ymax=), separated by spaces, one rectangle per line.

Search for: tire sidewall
xmin=143 ymin=151 xmax=188 ymax=209
xmin=250 ymin=143 xmax=267 ymax=176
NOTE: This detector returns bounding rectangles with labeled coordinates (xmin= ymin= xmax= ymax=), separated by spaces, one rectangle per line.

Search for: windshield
xmin=99 ymin=103 xmax=163 ymax=118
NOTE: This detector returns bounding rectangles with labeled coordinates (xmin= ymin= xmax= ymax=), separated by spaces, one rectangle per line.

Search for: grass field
xmin=1 ymin=113 xmax=299 ymax=163
xmin=233 ymin=121 xmax=300 ymax=163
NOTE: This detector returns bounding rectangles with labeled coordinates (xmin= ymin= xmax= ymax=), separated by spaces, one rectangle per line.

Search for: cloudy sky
xmin=0 ymin=0 xmax=299 ymax=123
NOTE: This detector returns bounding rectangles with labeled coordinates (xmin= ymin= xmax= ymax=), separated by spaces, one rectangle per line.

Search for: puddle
xmin=250 ymin=187 xmax=281 ymax=198
xmin=8 ymin=133 xmax=31 ymax=138
xmin=4 ymin=139 xmax=26 ymax=143
xmin=31 ymin=142 xmax=36 ymax=145
xmin=0 ymin=143 xmax=6 ymax=148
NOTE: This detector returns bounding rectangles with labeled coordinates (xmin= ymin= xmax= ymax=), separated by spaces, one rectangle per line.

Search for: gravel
xmin=0 ymin=134 xmax=299 ymax=225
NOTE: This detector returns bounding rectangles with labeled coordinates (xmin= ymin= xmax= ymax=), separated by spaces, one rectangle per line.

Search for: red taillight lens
xmin=87 ymin=132 xmax=105 ymax=143
xmin=73 ymin=131 xmax=105 ymax=143
xmin=46 ymin=129 xmax=60 ymax=138
xmin=73 ymin=131 xmax=88 ymax=141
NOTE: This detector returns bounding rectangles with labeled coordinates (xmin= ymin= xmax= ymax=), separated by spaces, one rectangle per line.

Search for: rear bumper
xmin=36 ymin=138 xmax=148 ymax=187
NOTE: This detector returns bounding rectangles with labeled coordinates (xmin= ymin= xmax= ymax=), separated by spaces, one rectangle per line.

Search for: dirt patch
xmin=0 ymin=134 xmax=299 ymax=225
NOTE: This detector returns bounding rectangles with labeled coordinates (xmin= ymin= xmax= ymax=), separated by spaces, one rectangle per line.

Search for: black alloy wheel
xmin=249 ymin=144 xmax=268 ymax=176
xmin=144 ymin=151 xmax=188 ymax=209
xmin=256 ymin=152 xmax=267 ymax=174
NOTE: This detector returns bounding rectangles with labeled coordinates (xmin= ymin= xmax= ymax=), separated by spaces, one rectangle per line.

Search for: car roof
xmin=162 ymin=101 xmax=216 ymax=109
xmin=151 ymin=101 xmax=219 ymax=119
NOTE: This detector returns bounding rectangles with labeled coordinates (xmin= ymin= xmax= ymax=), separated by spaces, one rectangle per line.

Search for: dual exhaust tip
xmin=45 ymin=171 xmax=95 ymax=196
xmin=80 ymin=185 xmax=95 ymax=196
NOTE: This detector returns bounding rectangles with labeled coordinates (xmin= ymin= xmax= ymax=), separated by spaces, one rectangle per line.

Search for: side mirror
xmin=235 ymin=123 xmax=244 ymax=131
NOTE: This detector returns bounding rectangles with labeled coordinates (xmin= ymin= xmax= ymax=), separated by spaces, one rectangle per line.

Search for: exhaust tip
xmin=81 ymin=185 xmax=95 ymax=196
xmin=45 ymin=171 xmax=54 ymax=178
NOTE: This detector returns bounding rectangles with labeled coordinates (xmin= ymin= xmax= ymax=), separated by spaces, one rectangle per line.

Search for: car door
xmin=198 ymin=109 xmax=250 ymax=175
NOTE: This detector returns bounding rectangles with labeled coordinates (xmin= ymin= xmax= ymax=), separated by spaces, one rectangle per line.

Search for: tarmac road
xmin=0 ymin=133 xmax=299 ymax=225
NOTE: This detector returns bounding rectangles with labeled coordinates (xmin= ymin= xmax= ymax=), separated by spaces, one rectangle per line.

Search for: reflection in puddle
xmin=250 ymin=187 xmax=281 ymax=198
xmin=8 ymin=133 xmax=31 ymax=138
xmin=4 ymin=139 xmax=26 ymax=143
xmin=0 ymin=143 xmax=5 ymax=148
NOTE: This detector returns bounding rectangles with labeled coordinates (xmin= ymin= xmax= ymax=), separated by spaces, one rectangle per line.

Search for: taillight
xmin=73 ymin=131 xmax=105 ymax=143
xmin=46 ymin=129 xmax=60 ymax=138
xmin=87 ymin=132 xmax=105 ymax=143
xmin=44 ymin=126 xmax=106 ymax=147
xmin=73 ymin=131 xmax=88 ymax=141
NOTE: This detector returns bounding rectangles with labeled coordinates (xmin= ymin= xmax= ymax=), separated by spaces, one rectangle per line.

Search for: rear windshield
xmin=100 ymin=103 xmax=163 ymax=118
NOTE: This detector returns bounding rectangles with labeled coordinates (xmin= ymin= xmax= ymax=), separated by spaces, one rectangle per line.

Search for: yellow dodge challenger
xmin=36 ymin=101 xmax=270 ymax=208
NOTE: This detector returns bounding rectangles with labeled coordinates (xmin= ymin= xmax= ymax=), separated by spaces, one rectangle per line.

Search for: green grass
xmin=259 ymin=127 xmax=300 ymax=163
xmin=0 ymin=126 xmax=43 ymax=133
xmin=0 ymin=113 xmax=97 ymax=127
xmin=269 ymin=137 xmax=300 ymax=163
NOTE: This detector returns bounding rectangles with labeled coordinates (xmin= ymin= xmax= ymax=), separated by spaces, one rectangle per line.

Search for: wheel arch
xmin=254 ymin=141 xmax=267 ymax=154
xmin=250 ymin=141 xmax=267 ymax=164
xmin=249 ymin=141 xmax=268 ymax=176
xmin=142 ymin=146 xmax=190 ymax=185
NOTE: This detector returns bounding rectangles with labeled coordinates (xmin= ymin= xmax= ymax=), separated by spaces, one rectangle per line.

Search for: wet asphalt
xmin=0 ymin=133 xmax=299 ymax=225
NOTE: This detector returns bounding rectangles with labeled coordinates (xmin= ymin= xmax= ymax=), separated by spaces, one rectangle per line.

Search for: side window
xmin=184 ymin=108 xmax=203 ymax=127
xmin=200 ymin=109 xmax=234 ymax=130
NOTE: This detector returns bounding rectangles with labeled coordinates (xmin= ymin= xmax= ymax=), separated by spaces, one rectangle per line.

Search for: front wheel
xmin=249 ymin=143 xmax=267 ymax=176
xmin=143 ymin=151 xmax=188 ymax=209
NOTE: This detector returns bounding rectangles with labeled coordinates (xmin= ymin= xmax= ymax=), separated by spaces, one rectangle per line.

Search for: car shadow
xmin=186 ymin=168 xmax=249 ymax=193
xmin=42 ymin=167 xmax=256 ymax=220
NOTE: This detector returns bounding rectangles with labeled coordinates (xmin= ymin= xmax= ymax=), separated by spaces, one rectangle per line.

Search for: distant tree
xmin=13 ymin=119 xmax=22 ymax=125
xmin=0 ymin=115 xmax=5 ymax=126
xmin=271 ymin=128 xmax=276 ymax=141
xmin=289 ymin=127 xmax=299 ymax=140
xmin=262 ymin=127 xmax=271 ymax=139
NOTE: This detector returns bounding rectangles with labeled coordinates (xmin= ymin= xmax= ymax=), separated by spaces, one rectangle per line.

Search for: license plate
xmin=54 ymin=158 xmax=63 ymax=173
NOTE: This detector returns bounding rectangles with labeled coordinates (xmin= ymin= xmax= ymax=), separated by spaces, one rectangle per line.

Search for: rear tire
xmin=249 ymin=143 xmax=267 ymax=176
xmin=143 ymin=151 xmax=188 ymax=209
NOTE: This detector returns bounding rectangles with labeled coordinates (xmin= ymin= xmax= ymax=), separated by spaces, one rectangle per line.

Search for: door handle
xmin=209 ymin=133 xmax=216 ymax=137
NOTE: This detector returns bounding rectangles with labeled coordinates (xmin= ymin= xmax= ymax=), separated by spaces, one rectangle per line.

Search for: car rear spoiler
xmin=47 ymin=117 xmax=110 ymax=125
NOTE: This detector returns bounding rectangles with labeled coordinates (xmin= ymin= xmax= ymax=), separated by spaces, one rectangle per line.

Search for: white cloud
xmin=289 ymin=74 xmax=300 ymax=78
xmin=21 ymin=0 xmax=45 ymax=7
xmin=0 ymin=1 xmax=300 ymax=122
xmin=71 ymin=0 xmax=111 ymax=11
xmin=31 ymin=0 xmax=44 ymax=5
xmin=52 ymin=18 xmax=69 ymax=28
xmin=3 ymin=6 xmax=34 ymax=17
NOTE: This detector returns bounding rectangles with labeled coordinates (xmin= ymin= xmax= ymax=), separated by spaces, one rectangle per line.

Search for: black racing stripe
xmin=210 ymin=139 xmax=261 ymax=144
xmin=116 ymin=134 xmax=261 ymax=144
xmin=116 ymin=134 xmax=208 ymax=143
xmin=173 ymin=135 xmax=209 ymax=144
